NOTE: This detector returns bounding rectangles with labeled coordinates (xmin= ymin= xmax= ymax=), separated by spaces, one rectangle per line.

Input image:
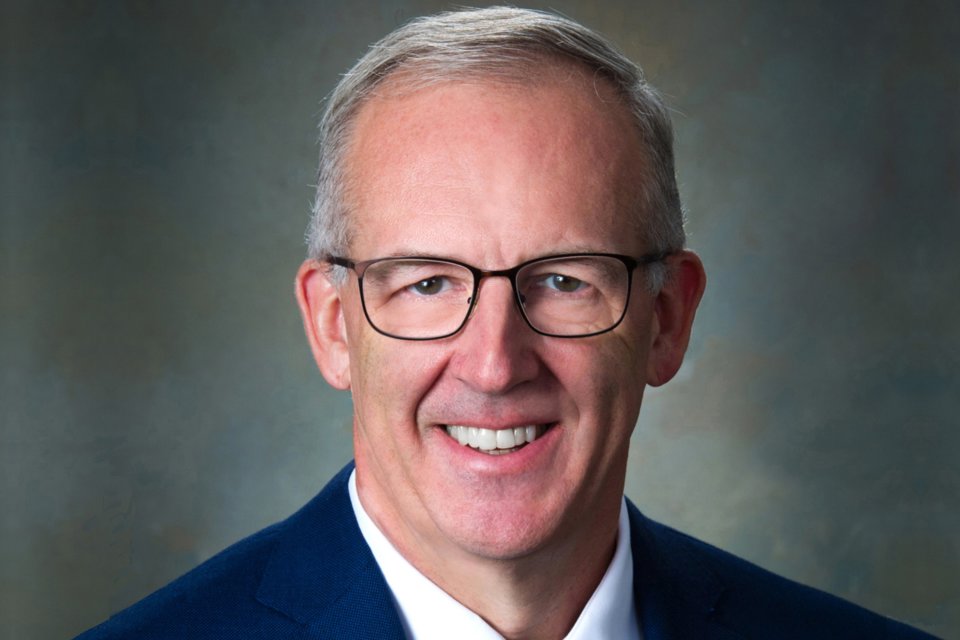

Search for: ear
xmin=646 ymin=250 xmax=706 ymax=387
xmin=295 ymin=259 xmax=352 ymax=390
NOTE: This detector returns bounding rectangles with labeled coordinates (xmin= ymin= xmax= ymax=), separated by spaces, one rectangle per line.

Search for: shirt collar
xmin=349 ymin=470 xmax=641 ymax=640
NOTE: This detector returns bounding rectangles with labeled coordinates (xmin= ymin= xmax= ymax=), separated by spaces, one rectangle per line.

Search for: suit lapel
xmin=255 ymin=463 xmax=407 ymax=639
xmin=628 ymin=502 xmax=745 ymax=640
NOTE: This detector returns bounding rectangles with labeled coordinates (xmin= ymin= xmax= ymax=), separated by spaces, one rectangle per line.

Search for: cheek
xmin=349 ymin=331 xmax=449 ymax=426
xmin=554 ymin=337 xmax=646 ymax=423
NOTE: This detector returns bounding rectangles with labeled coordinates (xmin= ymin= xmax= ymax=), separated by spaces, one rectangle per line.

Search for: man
xmin=79 ymin=7 xmax=936 ymax=639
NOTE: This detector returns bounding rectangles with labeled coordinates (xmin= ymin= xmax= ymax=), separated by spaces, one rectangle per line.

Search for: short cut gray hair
xmin=307 ymin=6 xmax=685 ymax=288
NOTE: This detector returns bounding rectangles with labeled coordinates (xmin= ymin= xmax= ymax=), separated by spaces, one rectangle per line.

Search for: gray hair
xmin=307 ymin=6 xmax=685 ymax=289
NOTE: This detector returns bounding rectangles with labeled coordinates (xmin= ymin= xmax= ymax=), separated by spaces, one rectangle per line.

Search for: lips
xmin=444 ymin=424 xmax=550 ymax=455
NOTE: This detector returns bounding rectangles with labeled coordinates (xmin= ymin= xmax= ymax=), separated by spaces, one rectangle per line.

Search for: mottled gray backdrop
xmin=3 ymin=1 xmax=958 ymax=638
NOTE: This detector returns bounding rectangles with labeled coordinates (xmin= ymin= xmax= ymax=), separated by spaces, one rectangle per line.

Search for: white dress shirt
xmin=349 ymin=470 xmax=642 ymax=639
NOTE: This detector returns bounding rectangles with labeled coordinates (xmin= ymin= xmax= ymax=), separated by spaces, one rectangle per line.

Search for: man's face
xmin=310 ymin=72 xmax=665 ymax=566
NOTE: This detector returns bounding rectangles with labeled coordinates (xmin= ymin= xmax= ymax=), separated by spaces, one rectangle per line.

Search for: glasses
xmin=328 ymin=252 xmax=667 ymax=340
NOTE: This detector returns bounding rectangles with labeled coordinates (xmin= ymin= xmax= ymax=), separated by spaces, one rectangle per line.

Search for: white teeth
xmin=444 ymin=424 xmax=545 ymax=454
xmin=477 ymin=428 xmax=497 ymax=450
xmin=525 ymin=425 xmax=536 ymax=442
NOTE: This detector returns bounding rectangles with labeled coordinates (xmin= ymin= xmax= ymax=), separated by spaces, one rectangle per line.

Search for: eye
xmin=410 ymin=276 xmax=449 ymax=295
xmin=542 ymin=273 xmax=586 ymax=293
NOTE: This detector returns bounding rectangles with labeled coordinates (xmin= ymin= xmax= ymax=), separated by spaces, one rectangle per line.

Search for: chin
xmin=433 ymin=499 xmax=568 ymax=561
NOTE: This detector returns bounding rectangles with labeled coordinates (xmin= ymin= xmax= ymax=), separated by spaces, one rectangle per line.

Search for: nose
xmin=449 ymin=276 xmax=540 ymax=394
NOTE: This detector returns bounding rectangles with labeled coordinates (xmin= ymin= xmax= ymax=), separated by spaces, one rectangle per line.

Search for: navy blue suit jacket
xmin=77 ymin=463 xmax=936 ymax=639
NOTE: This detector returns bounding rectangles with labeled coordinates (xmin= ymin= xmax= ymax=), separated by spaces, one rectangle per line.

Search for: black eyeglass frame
xmin=327 ymin=251 xmax=669 ymax=341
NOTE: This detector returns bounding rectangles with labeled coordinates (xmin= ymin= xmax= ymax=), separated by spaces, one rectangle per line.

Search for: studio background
xmin=3 ymin=1 xmax=957 ymax=639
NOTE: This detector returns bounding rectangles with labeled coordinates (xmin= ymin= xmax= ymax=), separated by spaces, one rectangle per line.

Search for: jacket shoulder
xmin=76 ymin=523 xmax=290 ymax=638
xmin=75 ymin=464 xmax=365 ymax=639
xmin=628 ymin=503 xmax=938 ymax=639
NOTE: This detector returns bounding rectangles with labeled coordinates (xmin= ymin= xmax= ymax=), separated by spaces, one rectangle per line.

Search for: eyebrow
xmin=377 ymin=249 xmax=445 ymax=259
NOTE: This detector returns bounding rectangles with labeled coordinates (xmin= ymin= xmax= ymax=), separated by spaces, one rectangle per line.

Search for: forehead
xmin=342 ymin=69 xmax=649 ymax=261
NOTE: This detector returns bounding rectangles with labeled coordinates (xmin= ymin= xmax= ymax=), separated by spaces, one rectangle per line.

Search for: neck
xmin=433 ymin=526 xmax=619 ymax=639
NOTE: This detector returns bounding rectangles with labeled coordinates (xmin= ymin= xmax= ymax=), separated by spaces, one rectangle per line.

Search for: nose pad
xmin=464 ymin=277 xmax=522 ymax=325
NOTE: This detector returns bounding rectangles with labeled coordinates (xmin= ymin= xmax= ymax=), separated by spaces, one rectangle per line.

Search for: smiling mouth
xmin=444 ymin=424 xmax=551 ymax=455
